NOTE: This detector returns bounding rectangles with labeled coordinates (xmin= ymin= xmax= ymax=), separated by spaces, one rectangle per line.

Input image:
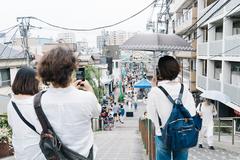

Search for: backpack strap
xmin=158 ymin=86 xmax=175 ymax=104
xmin=33 ymin=91 xmax=50 ymax=133
xmin=11 ymin=101 xmax=39 ymax=135
xmin=178 ymin=84 xmax=184 ymax=101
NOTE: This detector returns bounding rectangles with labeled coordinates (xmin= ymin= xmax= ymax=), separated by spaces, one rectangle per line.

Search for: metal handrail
xmin=214 ymin=117 xmax=240 ymax=145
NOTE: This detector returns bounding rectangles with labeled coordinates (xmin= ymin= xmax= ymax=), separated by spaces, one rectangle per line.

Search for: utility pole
xmin=17 ymin=17 xmax=31 ymax=66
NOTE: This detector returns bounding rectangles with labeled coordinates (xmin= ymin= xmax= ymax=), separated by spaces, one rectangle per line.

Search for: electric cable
xmin=0 ymin=28 xmax=19 ymax=58
xmin=30 ymin=0 xmax=157 ymax=32
xmin=195 ymin=3 xmax=240 ymax=40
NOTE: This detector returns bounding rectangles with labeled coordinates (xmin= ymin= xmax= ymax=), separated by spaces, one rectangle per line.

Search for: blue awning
xmin=133 ymin=79 xmax=151 ymax=88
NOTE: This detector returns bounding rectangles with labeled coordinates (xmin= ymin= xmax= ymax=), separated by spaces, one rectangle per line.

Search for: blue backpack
xmin=158 ymin=84 xmax=201 ymax=151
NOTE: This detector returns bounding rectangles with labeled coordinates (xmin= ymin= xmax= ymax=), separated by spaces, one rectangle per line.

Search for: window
xmin=191 ymin=60 xmax=196 ymax=71
xmin=214 ymin=61 xmax=222 ymax=80
xmin=202 ymin=60 xmax=207 ymax=76
xmin=115 ymin=62 xmax=118 ymax=68
xmin=215 ymin=25 xmax=223 ymax=40
xmin=230 ymin=62 xmax=240 ymax=86
xmin=203 ymin=27 xmax=208 ymax=42
xmin=233 ymin=21 xmax=240 ymax=35
xmin=0 ymin=68 xmax=10 ymax=87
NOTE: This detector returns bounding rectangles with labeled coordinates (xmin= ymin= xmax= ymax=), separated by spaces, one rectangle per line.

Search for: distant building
xmin=57 ymin=32 xmax=76 ymax=43
xmin=42 ymin=42 xmax=77 ymax=53
xmin=103 ymin=45 xmax=121 ymax=60
xmin=77 ymin=40 xmax=88 ymax=53
xmin=96 ymin=30 xmax=136 ymax=50
xmin=13 ymin=37 xmax=53 ymax=55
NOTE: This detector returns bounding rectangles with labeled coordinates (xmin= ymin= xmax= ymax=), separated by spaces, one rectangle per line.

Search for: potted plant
xmin=0 ymin=115 xmax=12 ymax=158
xmin=0 ymin=128 xmax=11 ymax=158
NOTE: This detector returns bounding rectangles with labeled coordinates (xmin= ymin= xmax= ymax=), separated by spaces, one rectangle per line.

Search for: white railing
xmin=208 ymin=78 xmax=221 ymax=91
xmin=209 ymin=40 xmax=223 ymax=56
xmin=224 ymin=35 xmax=240 ymax=56
xmin=198 ymin=43 xmax=208 ymax=56
xmin=225 ymin=0 xmax=238 ymax=12
xmin=197 ymin=75 xmax=207 ymax=89
xmin=223 ymin=83 xmax=240 ymax=106
xmin=0 ymin=95 xmax=10 ymax=114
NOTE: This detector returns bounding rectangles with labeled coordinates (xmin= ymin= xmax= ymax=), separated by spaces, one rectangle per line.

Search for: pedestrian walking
xmin=197 ymin=98 xmax=217 ymax=150
xmin=119 ymin=104 xmax=125 ymax=124
xmin=113 ymin=102 xmax=120 ymax=122
xmin=147 ymin=56 xmax=196 ymax=160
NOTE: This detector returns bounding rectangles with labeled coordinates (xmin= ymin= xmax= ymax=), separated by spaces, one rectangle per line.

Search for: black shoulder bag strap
xmin=11 ymin=101 xmax=39 ymax=135
xmin=33 ymin=91 xmax=50 ymax=133
xmin=34 ymin=91 xmax=94 ymax=160
xmin=157 ymin=83 xmax=184 ymax=127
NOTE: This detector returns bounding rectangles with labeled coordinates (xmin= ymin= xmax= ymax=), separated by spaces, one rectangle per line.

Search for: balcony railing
xmin=197 ymin=75 xmax=207 ymax=89
xmin=209 ymin=40 xmax=223 ymax=56
xmin=223 ymin=83 xmax=240 ymax=106
xmin=224 ymin=35 xmax=240 ymax=56
xmin=226 ymin=0 xmax=238 ymax=12
xmin=175 ymin=7 xmax=197 ymax=33
xmin=198 ymin=43 xmax=208 ymax=56
xmin=208 ymin=78 xmax=221 ymax=91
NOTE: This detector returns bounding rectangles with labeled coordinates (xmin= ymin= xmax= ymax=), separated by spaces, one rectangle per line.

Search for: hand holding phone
xmin=76 ymin=68 xmax=85 ymax=81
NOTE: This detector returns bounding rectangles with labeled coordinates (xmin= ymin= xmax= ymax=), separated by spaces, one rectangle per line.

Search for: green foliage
xmin=85 ymin=65 xmax=104 ymax=101
xmin=0 ymin=115 xmax=12 ymax=144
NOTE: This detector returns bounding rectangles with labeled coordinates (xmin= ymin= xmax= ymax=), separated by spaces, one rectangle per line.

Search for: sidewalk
xmin=213 ymin=134 xmax=240 ymax=154
xmin=94 ymin=103 xmax=147 ymax=160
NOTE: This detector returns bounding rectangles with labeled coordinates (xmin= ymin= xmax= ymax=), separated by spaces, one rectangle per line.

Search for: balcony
xmin=225 ymin=0 xmax=238 ymax=12
xmin=224 ymin=35 xmax=240 ymax=56
xmin=170 ymin=0 xmax=195 ymax=13
xmin=208 ymin=78 xmax=221 ymax=91
xmin=198 ymin=43 xmax=208 ymax=56
xmin=175 ymin=7 xmax=197 ymax=34
xmin=223 ymin=83 xmax=240 ymax=106
xmin=209 ymin=40 xmax=223 ymax=56
xmin=197 ymin=75 xmax=207 ymax=89
xmin=199 ymin=0 xmax=224 ymax=24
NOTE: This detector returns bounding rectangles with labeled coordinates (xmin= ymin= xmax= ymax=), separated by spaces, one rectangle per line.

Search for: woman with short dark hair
xmin=147 ymin=56 xmax=196 ymax=160
xmin=8 ymin=67 xmax=43 ymax=159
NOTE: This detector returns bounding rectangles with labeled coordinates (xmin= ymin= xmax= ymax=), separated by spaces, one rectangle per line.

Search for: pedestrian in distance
xmin=119 ymin=104 xmax=125 ymax=124
xmin=147 ymin=56 xmax=196 ymax=160
xmin=197 ymin=98 xmax=217 ymax=150
xmin=7 ymin=67 xmax=41 ymax=160
xmin=113 ymin=102 xmax=119 ymax=122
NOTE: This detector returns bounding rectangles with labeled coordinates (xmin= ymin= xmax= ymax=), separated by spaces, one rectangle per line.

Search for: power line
xmin=0 ymin=25 xmax=18 ymax=33
xmin=195 ymin=3 xmax=240 ymax=40
xmin=0 ymin=28 xmax=19 ymax=58
xmin=183 ymin=0 xmax=231 ymax=39
xmin=29 ymin=0 xmax=157 ymax=32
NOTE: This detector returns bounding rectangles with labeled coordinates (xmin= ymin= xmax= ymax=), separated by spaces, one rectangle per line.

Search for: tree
xmin=85 ymin=65 xmax=104 ymax=101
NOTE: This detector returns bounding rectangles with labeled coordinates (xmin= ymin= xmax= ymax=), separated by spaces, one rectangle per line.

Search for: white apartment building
xmin=169 ymin=0 xmax=198 ymax=92
xmin=197 ymin=0 xmax=240 ymax=112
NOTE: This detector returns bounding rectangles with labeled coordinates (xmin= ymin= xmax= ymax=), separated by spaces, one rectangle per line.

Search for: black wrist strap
xmin=11 ymin=101 xmax=40 ymax=135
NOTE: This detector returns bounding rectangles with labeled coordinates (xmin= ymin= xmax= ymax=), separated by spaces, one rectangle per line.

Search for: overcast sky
xmin=0 ymin=0 xmax=155 ymax=47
